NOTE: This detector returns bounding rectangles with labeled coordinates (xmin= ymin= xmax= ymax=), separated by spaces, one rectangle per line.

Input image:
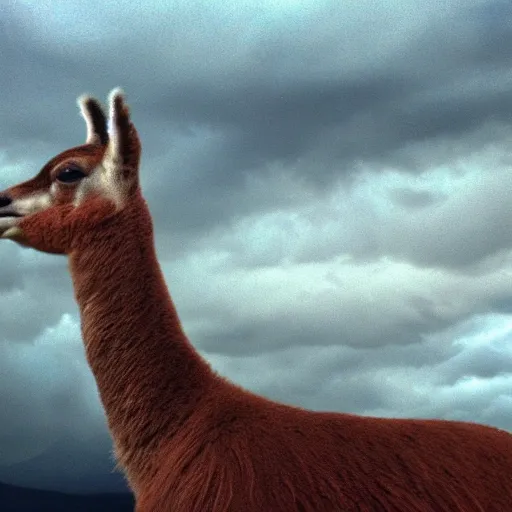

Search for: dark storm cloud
xmin=0 ymin=17 xmax=84 ymax=153
xmin=135 ymin=3 xmax=512 ymax=186
xmin=388 ymin=188 xmax=439 ymax=210
xmin=196 ymin=310 xmax=434 ymax=356
xmin=147 ymin=75 xmax=410 ymax=176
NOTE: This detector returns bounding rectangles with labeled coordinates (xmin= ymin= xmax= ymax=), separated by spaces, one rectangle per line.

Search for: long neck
xmin=68 ymin=194 xmax=214 ymax=482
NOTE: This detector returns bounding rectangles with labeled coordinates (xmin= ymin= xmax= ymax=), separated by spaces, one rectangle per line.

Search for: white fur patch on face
xmin=73 ymin=162 xmax=128 ymax=209
xmin=13 ymin=192 xmax=53 ymax=215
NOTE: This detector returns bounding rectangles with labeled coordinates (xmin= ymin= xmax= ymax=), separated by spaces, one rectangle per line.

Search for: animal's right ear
xmin=78 ymin=95 xmax=109 ymax=145
xmin=105 ymin=88 xmax=141 ymax=176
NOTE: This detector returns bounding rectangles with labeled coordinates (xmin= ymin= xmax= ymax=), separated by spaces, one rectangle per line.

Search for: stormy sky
xmin=1 ymin=0 xmax=512 ymax=494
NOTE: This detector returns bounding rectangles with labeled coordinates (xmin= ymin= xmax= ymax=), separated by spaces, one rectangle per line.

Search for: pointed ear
xmin=77 ymin=95 xmax=109 ymax=145
xmin=106 ymin=88 xmax=141 ymax=176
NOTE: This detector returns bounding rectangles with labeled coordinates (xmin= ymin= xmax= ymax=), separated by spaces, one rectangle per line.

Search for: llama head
xmin=0 ymin=89 xmax=142 ymax=254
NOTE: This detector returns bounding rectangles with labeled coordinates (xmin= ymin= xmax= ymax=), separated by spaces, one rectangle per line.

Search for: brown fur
xmin=0 ymin=91 xmax=511 ymax=511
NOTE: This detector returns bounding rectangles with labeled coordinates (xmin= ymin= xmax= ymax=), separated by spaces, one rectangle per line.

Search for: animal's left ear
xmin=78 ymin=95 xmax=109 ymax=145
xmin=105 ymin=88 xmax=141 ymax=181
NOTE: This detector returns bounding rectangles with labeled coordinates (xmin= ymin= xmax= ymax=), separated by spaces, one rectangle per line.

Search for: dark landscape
xmin=0 ymin=481 xmax=134 ymax=511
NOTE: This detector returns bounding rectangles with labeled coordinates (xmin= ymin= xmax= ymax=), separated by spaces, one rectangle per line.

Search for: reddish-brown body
xmin=0 ymin=91 xmax=511 ymax=511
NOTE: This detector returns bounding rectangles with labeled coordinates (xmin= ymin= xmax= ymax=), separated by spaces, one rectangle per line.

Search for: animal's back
xmin=139 ymin=384 xmax=512 ymax=511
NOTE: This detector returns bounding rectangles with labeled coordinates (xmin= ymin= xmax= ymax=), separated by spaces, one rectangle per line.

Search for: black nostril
xmin=0 ymin=195 xmax=12 ymax=208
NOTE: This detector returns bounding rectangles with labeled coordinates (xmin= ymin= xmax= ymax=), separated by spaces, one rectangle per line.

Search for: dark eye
xmin=56 ymin=166 xmax=87 ymax=183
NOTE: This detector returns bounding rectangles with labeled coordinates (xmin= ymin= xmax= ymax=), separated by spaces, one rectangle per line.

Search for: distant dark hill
xmin=0 ymin=433 xmax=130 ymax=494
xmin=0 ymin=481 xmax=134 ymax=511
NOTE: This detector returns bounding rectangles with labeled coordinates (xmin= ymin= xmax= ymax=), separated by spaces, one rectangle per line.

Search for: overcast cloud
xmin=0 ymin=0 xmax=511 ymax=494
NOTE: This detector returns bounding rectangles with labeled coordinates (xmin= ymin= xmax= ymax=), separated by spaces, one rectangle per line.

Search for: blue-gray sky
xmin=0 ymin=0 xmax=512 ymax=494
